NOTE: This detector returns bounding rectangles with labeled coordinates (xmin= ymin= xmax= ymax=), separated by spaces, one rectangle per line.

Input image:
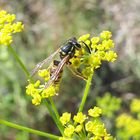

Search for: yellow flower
xmin=102 ymin=39 xmax=114 ymax=50
xmin=75 ymin=125 xmax=82 ymax=133
xmin=78 ymin=34 xmax=90 ymax=42
xmin=88 ymin=107 xmax=102 ymax=117
xmin=96 ymin=44 xmax=104 ymax=51
xmin=85 ymin=40 xmax=91 ymax=46
xmin=32 ymin=94 xmax=42 ymax=105
xmin=2 ymin=24 xmax=13 ymax=33
xmin=73 ymin=112 xmax=87 ymax=124
xmin=91 ymin=37 xmax=100 ymax=44
xmin=105 ymin=51 xmax=117 ymax=62
xmin=12 ymin=22 xmax=24 ymax=33
xmin=89 ymin=55 xmax=101 ymax=69
xmin=5 ymin=14 xmax=16 ymax=23
xmin=96 ymin=51 xmax=106 ymax=60
xmin=41 ymin=85 xmax=56 ymax=98
xmin=60 ymin=112 xmax=71 ymax=125
xmin=26 ymin=83 xmax=39 ymax=96
xmin=85 ymin=121 xmax=94 ymax=132
xmin=92 ymin=124 xmax=106 ymax=137
xmin=0 ymin=33 xmax=12 ymax=45
xmin=100 ymin=31 xmax=112 ymax=40
xmin=64 ymin=125 xmax=75 ymax=137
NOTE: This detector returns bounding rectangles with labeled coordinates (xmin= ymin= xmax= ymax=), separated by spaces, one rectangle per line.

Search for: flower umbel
xmin=26 ymin=69 xmax=59 ymax=105
xmin=0 ymin=10 xmax=24 ymax=46
xmin=59 ymin=107 xmax=114 ymax=140
xmin=69 ymin=30 xmax=117 ymax=79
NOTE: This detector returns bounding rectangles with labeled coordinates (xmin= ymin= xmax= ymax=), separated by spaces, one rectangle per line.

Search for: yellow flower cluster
xmin=59 ymin=107 xmax=114 ymax=140
xmin=116 ymin=98 xmax=140 ymax=139
xmin=116 ymin=113 xmax=140 ymax=139
xmin=0 ymin=10 xmax=24 ymax=46
xmin=70 ymin=31 xmax=117 ymax=78
xmin=26 ymin=69 xmax=59 ymax=105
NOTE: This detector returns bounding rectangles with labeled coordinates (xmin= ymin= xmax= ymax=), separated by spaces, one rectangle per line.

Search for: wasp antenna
xmin=80 ymin=41 xmax=91 ymax=54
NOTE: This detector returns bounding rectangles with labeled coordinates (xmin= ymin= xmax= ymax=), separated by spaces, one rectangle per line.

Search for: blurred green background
xmin=0 ymin=0 xmax=140 ymax=140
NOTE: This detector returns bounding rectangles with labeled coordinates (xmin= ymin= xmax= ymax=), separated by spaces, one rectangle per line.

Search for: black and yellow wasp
xmin=31 ymin=37 xmax=90 ymax=88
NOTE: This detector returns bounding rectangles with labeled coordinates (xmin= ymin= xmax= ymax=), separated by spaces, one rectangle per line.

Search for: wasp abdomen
xmin=50 ymin=60 xmax=63 ymax=85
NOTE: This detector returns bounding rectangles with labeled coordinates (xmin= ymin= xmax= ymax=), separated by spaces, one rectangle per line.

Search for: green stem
xmin=44 ymin=100 xmax=64 ymax=135
xmin=78 ymin=73 xmax=93 ymax=112
xmin=49 ymin=97 xmax=60 ymax=120
xmin=8 ymin=46 xmax=30 ymax=79
xmin=49 ymin=97 xmax=64 ymax=135
xmin=0 ymin=119 xmax=59 ymax=140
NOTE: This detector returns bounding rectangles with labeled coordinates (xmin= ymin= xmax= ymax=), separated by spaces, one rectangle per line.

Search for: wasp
xmin=31 ymin=37 xmax=90 ymax=88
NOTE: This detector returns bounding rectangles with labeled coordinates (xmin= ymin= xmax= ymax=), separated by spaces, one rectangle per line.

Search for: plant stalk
xmin=49 ymin=97 xmax=60 ymax=120
xmin=8 ymin=46 xmax=30 ymax=79
xmin=0 ymin=119 xmax=59 ymax=140
xmin=78 ymin=73 xmax=93 ymax=112
xmin=44 ymin=100 xmax=64 ymax=135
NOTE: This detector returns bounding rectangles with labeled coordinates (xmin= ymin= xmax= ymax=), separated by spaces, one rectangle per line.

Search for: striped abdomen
xmin=50 ymin=60 xmax=63 ymax=85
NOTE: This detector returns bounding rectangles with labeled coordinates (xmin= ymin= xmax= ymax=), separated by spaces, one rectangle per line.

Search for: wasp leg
xmin=67 ymin=65 xmax=87 ymax=81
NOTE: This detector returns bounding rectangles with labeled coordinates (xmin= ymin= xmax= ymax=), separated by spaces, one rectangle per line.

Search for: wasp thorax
xmin=60 ymin=38 xmax=81 ymax=59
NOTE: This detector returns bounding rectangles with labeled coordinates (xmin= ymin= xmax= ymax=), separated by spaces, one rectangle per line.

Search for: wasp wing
xmin=31 ymin=48 xmax=60 ymax=76
xmin=45 ymin=55 xmax=70 ymax=89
